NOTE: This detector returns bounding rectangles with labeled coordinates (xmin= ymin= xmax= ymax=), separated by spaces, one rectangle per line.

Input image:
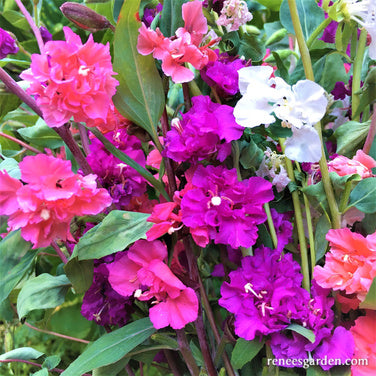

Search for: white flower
xmin=345 ymin=0 xmax=376 ymax=59
xmin=217 ymin=0 xmax=253 ymax=32
xmin=284 ymin=127 xmax=322 ymax=163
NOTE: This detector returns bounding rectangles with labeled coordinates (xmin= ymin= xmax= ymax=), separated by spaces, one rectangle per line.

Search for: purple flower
xmin=86 ymin=129 xmax=146 ymax=209
xmin=270 ymin=209 xmax=293 ymax=253
xmin=270 ymin=281 xmax=354 ymax=370
xmin=181 ymin=165 xmax=273 ymax=248
xmin=142 ymin=4 xmax=163 ymax=28
xmin=201 ymin=51 xmax=246 ymax=96
xmin=81 ymin=254 xmax=134 ymax=327
xmin=0 ymin=28 xmax=18 ymax=59
xmin=164 ymin=95 xmax=243 ymax=163
xmin=219 ymin=247 xmax=309 ymax=340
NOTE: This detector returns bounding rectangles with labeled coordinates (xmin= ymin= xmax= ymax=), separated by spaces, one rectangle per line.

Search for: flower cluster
xmin=108 ymin=239 xmax=198 ymax=329
xmin=216 ymin=0 xmax=253 ymax=32
xmin=0 ymin=154 xmax=112 ymax=248
xmin=137 ymin=0 xmax=218 ymax=83
xmin=20 ymin=27 xmax=119 ymax=127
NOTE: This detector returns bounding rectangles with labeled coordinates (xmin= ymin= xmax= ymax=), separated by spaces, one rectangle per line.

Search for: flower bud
xmin=60 ymin=2 xmax=113 ymax=32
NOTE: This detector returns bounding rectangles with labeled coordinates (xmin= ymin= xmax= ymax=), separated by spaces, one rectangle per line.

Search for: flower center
xmin=40 ymin=209 xmax=50 ymax=220
xmin=78 ymin=65 xmax=91 ymax=76
xmin=211 ymin=196 xmax=222 ymax=206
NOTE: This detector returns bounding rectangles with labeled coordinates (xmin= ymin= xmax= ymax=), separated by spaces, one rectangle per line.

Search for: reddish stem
xmin=0 ymin=131 xmax=41 ymax=154
xmin=51 ymin=241 xmax=68 ymax=264
xmin=363 ymin=109 xmax=376 ymax=154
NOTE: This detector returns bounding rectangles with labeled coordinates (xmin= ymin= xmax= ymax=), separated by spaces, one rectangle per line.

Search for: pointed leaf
xmin=334 ymin=120 xmax=370 ymax=156
xmin=348 ymin=177 xmax=376 ymax=213
xmin=0 ymin=347 xmax=44 ymax=361
xmin=159 ymin=0 xmax=185 ymax=37
xmin=112 ymin=0 xmax=165 ymax=145
xmin=286 ymin=323 xmax=316 ymax=343
xmin=231 ymin=338 xmax=265 ymax=370
xmin=61 ymin=318 xmax=156 ymax=376
xmin=64 ymin=258 xmax=94 ymax=294
xmin=17 ymin=274 xmax=71 ymax=319
xmin=359 ymin=277 xmax=376 ymax=309
xmin=71 ymin=210 xmax=152 ymax=260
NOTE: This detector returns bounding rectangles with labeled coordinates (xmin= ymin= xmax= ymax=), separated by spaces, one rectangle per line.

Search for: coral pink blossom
xmin=20 ymin=27 xmax=118 ymax=127
xmin=108 ymin=239 xmax=198 ymax=329
xmin=328 ymin=150 xmax=376 ymax=178
xmin=137 ymin=0 xmax=218 ymax=83
xmin=313 ymin=228 xmax=376 ymax=303
xmin=350 ymin=311 xmax=376 ymax=376
xmin=0 ymin=154 xmax=112 ymax=248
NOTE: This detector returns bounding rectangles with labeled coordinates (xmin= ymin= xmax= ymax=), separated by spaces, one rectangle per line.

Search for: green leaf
xmin=0 ymin=347 xmax=44 ymax=361
xmin=280 ymin=0 xmax=325 ymax=41
xmin=42 ymin=355 xmax=61 ymax=370
xmin=314 ymin=214 xmax=330 ymax=262
xmin=112 ymin=0 xmax=165 ymax=146
xmin=238 ymin=33 xmax=265 ymax=62
xmin=318 ymin=52 xmax=347 ymax=92
xmin=93 ymin=357 xmax=129 ymax=376
xmin=31 ymin=369 xmax=49 ymax=376
xmin=231 ymin=338 xmax=265 ymax=370
xmin=359 ymin=277 xmax=376 ymax=309
xmin=159 ymin=0 xmax=186 ymax=37
xmin=254 ymin=0 xmax=282 ymax=11
xmin=72 ymin=210 xmax=152 ymax=260
xmin=61 ymin=318 xmax=156 ymax=376
xmin=0 ymin=157 xmax=20 ymax=179
xmin=0 ymin=231 xmax=36 ymax=305
xmin=0 ymin=91 xmax=21 ymax=120
xmin=286 ymin=323 xmax=316 ymax=343
xmin=64 ymin=258 xmax=94 ymax=294
xmin=348 ymin=177 xmax=376 ymax=213
xmin=17 ymin=118 xmax=64 ymax=149
xmin=17 ymin=274 xmax=71 ymax=319
xmin=334 ymin=120 xmax=370 ymax=156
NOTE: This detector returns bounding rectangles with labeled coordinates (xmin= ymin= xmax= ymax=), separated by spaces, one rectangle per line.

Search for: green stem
xmin=363 ymin=109 xmax=376 ymax=154
xmin=90 ymin=128 xmax=170 ymax=201
xmin=264 ymin=203 xmax=278 ymax=250
xmin=339 ymin=180 xmax=353 ymax=213
xmin=352 ymin=29 xmax=368 ymax=122
xmin=287 ymin=0 xmax=341 ymax=229
xmin=303 ymin=193 xmax=316 ymax=277
xmin=307 ymin=17 xmax=332 ymax=49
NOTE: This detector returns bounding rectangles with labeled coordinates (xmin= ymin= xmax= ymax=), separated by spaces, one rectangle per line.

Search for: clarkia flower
xmin=20 ymin=27 xmax=119 ymax=127
xmin=0 ymin=28 xmax=18 ymax=59
xmin=137 ymin=0 xmax=218 ymax=83
xmin=0 ymin=154 xmax=112 ymax=248
xmin=328 ymin=149 xmax=376 ymax=178
xmin=234 ymin=66 xmax=328 ymax=162
xmin=313 ymin=228 xmax=376 ymax=303
xmin=180 ymin=165 xmax=273 ymax=248
xmin=108 ymin=239 xmax=198 ymax=329
xmin=216 ymin=0 xmax=253 ymax=32
xmin=164 ymin=95 xmax=243 ymax=163
xmin=219 ymin=247 xmax=309 ymax=340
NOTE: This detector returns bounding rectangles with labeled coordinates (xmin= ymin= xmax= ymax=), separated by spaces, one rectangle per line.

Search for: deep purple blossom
xmin=142 ymin=4 xmax=163 ymax=28
xmin=201 ymin=51 xmax=246 ymax=96
xmin=270 ymin=209 xmax=293 ymax=253
xmin=219 ymin=247 xmax=309 ymax=340
xmin=0 ymin=28 xmax=18 ymax=59
xmin=81 ymin=255 xmax=134 ymax=327
xmin=180 ymin=165 xmax=273 ymax=248
xmin=86 ymin=129 xmax=146 ymax=209
xmin=164 ymin=95 xmax=243 ymax=163
xmin=40 ymin=26 xmax=53 ymax=43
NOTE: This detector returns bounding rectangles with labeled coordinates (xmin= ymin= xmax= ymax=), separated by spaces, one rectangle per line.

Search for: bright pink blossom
xmin=313 ymin=228 xmax=376 ymax=303
xmin=328 ymin=150 xmax=376 ymax=178
xmin=0 ymin=154 xmax=112 ymax=248
xmin=137 ymin=0 xmax=218 ymax=83
xmin=350 ymin=311 xmax=376 ymax=376
xmin=108 ymin=239 xmax=198 ymax=329
xmin=20 ymin=27 xmax=118 ymax=127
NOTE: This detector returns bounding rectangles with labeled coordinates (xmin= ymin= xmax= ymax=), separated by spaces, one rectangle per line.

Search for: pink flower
xmin=108 ymin=239 xmax=198 ymax=329
xmin=350 ymin=311 xmax=376 ymax=376
xmin=0 ymin=154 xmax=112 ymax=248
xmin=313 ymin=228 xmax=376 ymax=303
xmin=20 ymin=27 xmax=118 ymax=127
xmin=137 ymin=0 xmax=218 ymax=83
xmin=217 ymin=0 xmax=253 ymax=32
xmin=328 ymin=150 xmax=376 ymax=178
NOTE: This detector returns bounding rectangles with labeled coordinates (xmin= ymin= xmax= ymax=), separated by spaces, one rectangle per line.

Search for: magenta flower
xmin=0 ymin=28 xmax=18 ymax=59
xmin=180 ymin=165 xmax=273 ymax=248
xmin=0 ymin=154 xmax=112 ymax=248
xmin=20 ymin=27 xmax=118 ymax=127
xmin=219 ymin=247 xmax=309 ymax=340
xmin=108 ymin=240 xmax=198 ymax=329
xmin=164 ymin=95 xmax=243 ymax=163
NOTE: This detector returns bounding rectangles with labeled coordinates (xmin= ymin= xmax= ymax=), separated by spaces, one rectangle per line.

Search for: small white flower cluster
xmin=234 ymin=66 xmax=328 ymax=162
xmin=216 ymin=0 xmax=253 ymax=32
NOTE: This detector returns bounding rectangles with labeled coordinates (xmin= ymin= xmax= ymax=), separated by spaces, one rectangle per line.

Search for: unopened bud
xmin=60 ymin=2 xmax=113 ymax=32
